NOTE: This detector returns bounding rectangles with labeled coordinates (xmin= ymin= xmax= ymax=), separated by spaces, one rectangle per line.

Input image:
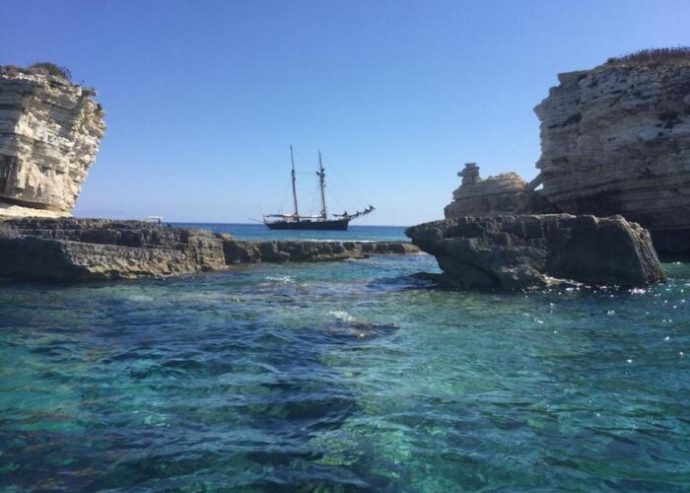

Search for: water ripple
xmin=1 ymin=257 xmax=690 ymax=491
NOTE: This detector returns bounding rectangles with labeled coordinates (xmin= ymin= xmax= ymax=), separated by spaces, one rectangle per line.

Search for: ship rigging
xmin=263 ymin=146 xmax=374 ymax=230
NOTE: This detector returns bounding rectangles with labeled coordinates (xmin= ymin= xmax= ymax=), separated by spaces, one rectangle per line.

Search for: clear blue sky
xmin=3 ymin=0 xmax=689 ymax=225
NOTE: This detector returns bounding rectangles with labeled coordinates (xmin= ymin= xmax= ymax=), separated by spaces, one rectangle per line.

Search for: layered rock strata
xmin=406 ymin=214 xmax=665 ymax=290
xmin=0 ymin=66 xmax=105 ymax=216
xmin=444 ymin=163 xmax=542 ymax=217
xmin=534 ymin=57 xmax=690 ymax=253
xmin=0 ymin=218 xmax=418 ymax=281
xmin=224 ymin=238 xmax=417 ymax=265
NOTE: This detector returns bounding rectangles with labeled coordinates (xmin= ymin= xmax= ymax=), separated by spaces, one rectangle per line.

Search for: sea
xmin=1 ymin=223 xmax=689 ymax=492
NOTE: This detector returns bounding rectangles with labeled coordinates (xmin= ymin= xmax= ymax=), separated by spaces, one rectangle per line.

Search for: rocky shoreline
xmin=0 ymin=218 xmax=419 ymax=281
xmin=406 ymin=214 xmax=665 ymax=290
xmin=442 ymin=53 xmax=690 ymax=259
xmin=2 ymin=53 xmax=689 ymax=289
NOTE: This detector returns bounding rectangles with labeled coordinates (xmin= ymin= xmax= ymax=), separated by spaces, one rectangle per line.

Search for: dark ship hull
xmin=265 ymin=218 xmax=349 ymax=230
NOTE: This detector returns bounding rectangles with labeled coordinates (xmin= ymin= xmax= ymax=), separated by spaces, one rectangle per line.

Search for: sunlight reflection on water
xmin=1 ymin=256 xmax=689 ymax=491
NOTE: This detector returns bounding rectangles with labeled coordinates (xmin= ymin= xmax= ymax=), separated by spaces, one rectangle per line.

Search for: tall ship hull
xmin=265 ymin=218 xmax=349 ymax=230
xmin=263 ymin=146 xmax=374 ymax=231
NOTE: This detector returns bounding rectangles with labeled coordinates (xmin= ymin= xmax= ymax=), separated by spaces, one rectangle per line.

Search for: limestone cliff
xmin=444 ymin=163 xmax=541 ymax=218
xmin=534 ymin=50 xmax=690 ymax=252
xmin=0 ymin=65 xmax=106 ymax=217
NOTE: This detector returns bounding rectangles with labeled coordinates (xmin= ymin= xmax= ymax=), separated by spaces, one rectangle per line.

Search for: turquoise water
xmin=1 ymin=225 xmax=690 ymax=492
xmin=171 ymin=223 xmax=409 ymax=242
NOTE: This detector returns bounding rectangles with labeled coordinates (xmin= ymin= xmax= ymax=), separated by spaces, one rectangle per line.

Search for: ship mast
xmin=290 ymin=145 xmax=299 ymax=217
xmin=317 ymin=151 xmax=327 ymax=219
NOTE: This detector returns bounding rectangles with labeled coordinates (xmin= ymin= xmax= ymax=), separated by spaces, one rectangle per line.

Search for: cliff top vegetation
xmin=0 ymin=62 xmax=72 ymax=80
xmin=604 ymin=47 xmax=690 ymax=67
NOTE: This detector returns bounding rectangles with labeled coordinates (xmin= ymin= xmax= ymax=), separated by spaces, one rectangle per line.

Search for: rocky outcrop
xmin=444 ymin=163 xmax=543 ymax=217
xmin=406 ymin=214 xmax=665 ymax=290
xmin=0 ymin=65 xmax=105 ymax=216
xmin=0 ymin=218 xmax=419 ymax=281
xmin=224 ymin=239 xmax=418 ymax=265
xmin=534 ymin=53 xmax=690 ymax=254
xmin=0 ymin=219 xmax=227 ymax=280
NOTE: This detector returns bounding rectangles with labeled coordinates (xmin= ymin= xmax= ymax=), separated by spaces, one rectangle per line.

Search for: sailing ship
xmin=264 ymin=146 xmax=374 ymax=230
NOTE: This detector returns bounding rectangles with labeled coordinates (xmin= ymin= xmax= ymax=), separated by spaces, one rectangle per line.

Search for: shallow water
xmin=1 ymin=226 xmax=690 ymax=492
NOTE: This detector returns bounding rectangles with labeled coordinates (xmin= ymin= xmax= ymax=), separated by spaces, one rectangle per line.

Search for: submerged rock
xmin=0 ymin=218 xmax=418 ymax=281
xmin=406 ymin=214 xmax=665 ymax=290
xmin=534 ymin=51 xmax=690 ymax=254
xmin=0 ymin=65 xmax=106 ymax=217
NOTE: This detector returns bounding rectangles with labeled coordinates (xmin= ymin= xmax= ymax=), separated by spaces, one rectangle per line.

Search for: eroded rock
xmin=534 ymin=54 xmax=690 ymax=254
xmin=444 ymin=163 xmax=542 ymax=218
xmin=406 ymin=214 xmax=665 ymax=290
xmin=0 ymin=65 xmax=106 ymax=216
xmin=0 ymin=218 xmax=419 ymax=281
xmin=0 ymin=218 xmax=226 ymax=280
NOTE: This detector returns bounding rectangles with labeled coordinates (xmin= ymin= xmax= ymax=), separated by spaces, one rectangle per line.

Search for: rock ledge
xmin=0 ymin=218 xmax=419 ymax=281
xmin=406 ymin=214 xmax=665 ymax=290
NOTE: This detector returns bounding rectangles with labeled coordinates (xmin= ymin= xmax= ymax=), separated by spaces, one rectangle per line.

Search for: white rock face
xmin=534 ymin=60 xmax=690 ymax=235
xmin=0 ymin=68 xmax=105 ymax=214
xmin=444 ymin=164 xmax=536 ymax=218
xmin=0 ymin=201 xmax=70 ymax=219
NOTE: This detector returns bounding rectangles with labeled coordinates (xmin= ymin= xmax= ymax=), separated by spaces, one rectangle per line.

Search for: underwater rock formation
xmin=534 ymin=51 xmax=690 ymax=254
xmin=0 ymin=218 xmax=418 ymax=281
xmin=406 ymin=214 xmax=665 ymax=290
xmin=0 ymin=65 xmax=106 ymax=217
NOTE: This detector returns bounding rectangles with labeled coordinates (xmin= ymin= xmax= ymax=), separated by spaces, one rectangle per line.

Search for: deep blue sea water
xmin=1 ymin=224 xmax=690 ymax=492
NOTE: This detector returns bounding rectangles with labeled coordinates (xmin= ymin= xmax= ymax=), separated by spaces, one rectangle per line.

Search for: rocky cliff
xmin=444 ymin=163 xmax=542 ymax=218
xmin=534 ymin=50 xmax=690 ymax=253
xmin=406 ymin=214 xmax=665 ymax=290
xmin=0 ymin=65 xmax=106 ymax=217
xmin=0 ymin=219 xmax=419 ymax=281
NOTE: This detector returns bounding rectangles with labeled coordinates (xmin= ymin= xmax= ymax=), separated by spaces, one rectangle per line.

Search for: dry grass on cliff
xmin=605 ymin=47 xmax=690 ymax=67
xmin=0 ymin=63 xmax=71 ymax=80
xmin=28 ymin=63 xmax=72 ymax=80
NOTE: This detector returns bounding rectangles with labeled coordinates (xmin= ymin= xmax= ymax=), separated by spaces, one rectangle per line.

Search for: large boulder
xmin=534 ymin=49 xmax=690 ymax=255
xmin=406 ymin=214 xmax=665 ymax=290
xmin=0 ymin=65 xmax=106 ymax=216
